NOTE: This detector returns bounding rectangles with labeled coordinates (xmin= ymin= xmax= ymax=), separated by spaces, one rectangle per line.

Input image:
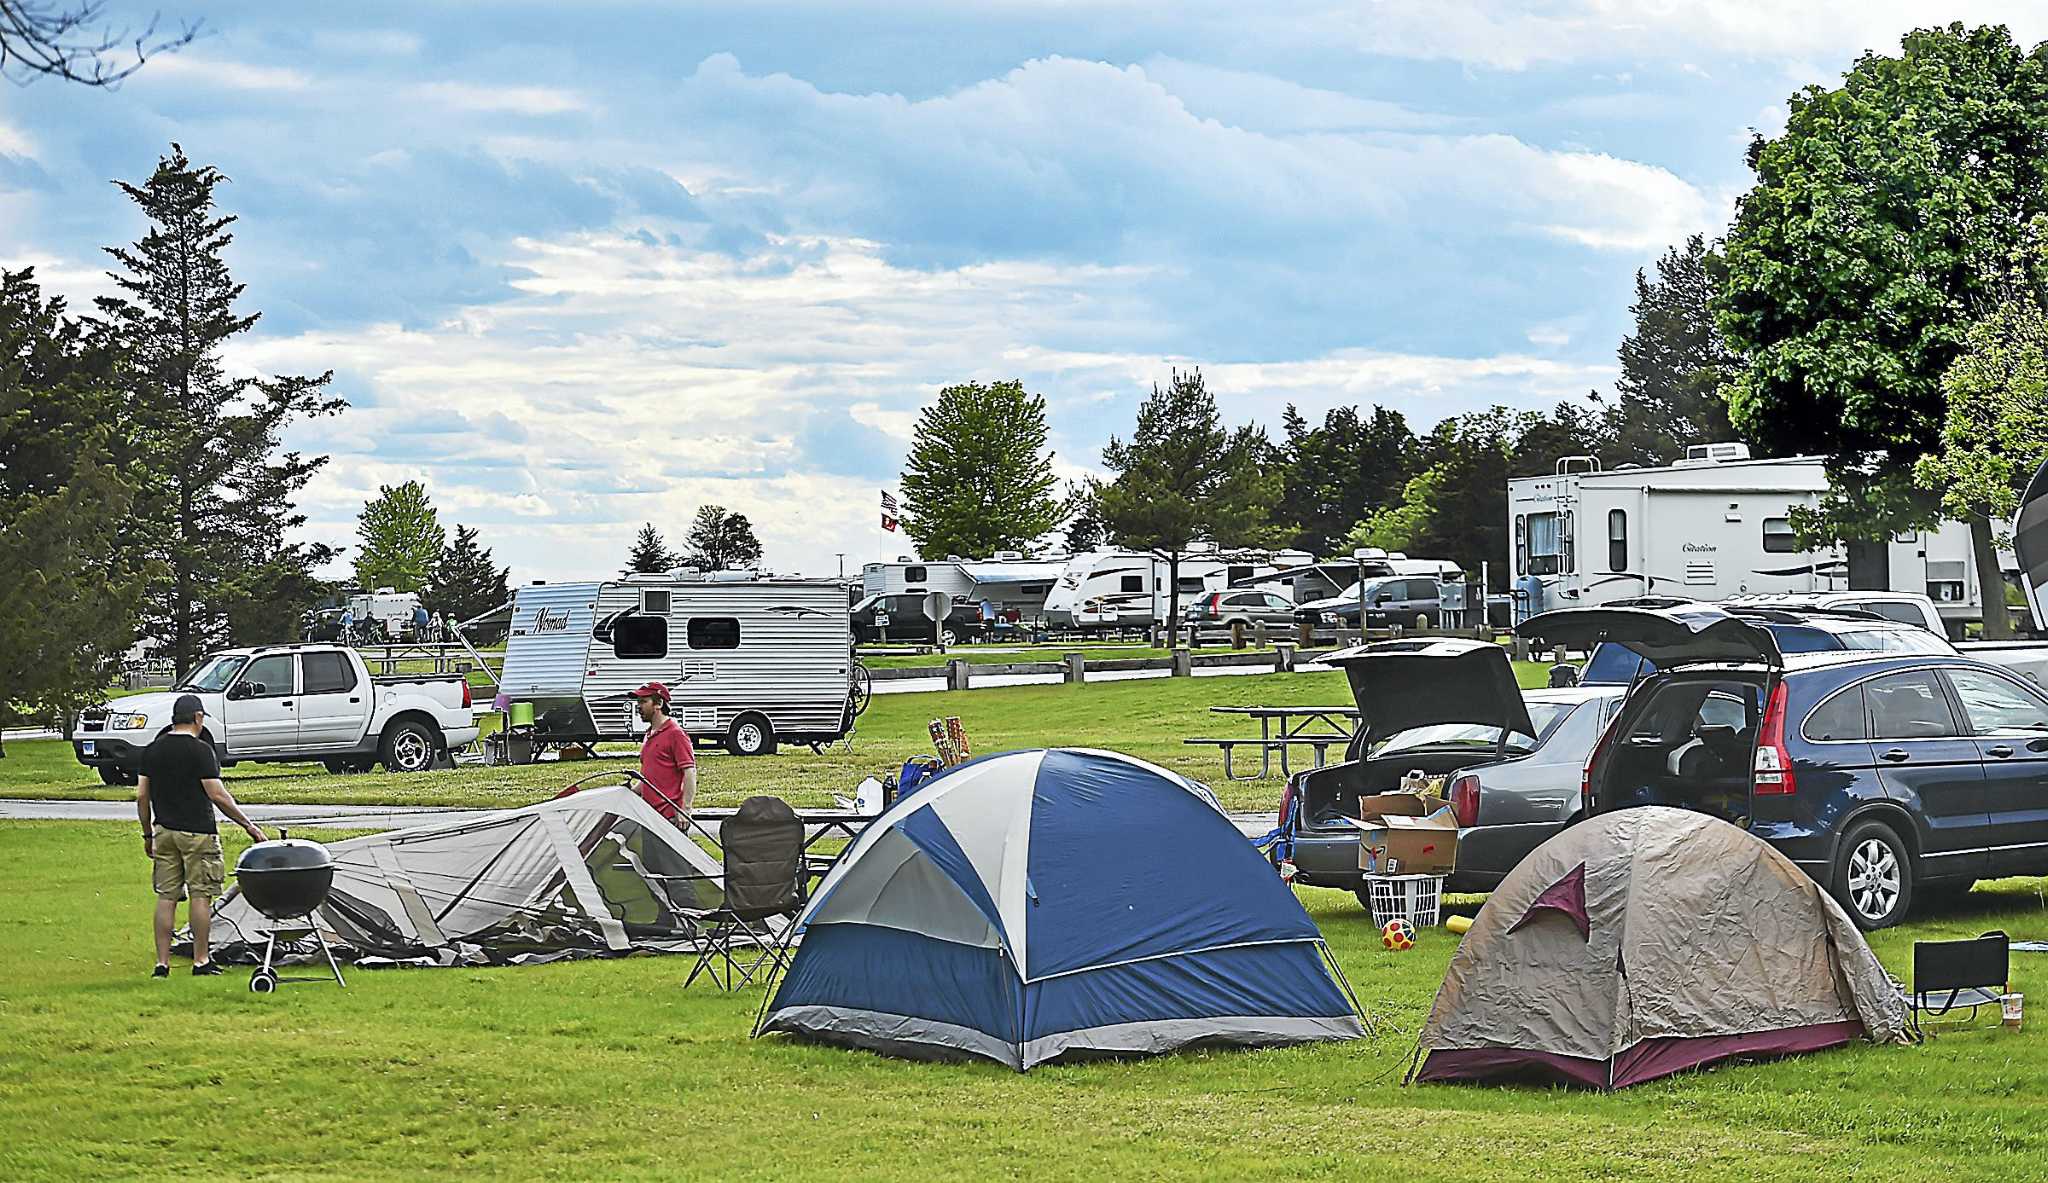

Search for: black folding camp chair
xmin=1908 ymin=930 xmax=2010 ymax=1038
xmin=684 ymin=795 xmax=807 ymax=990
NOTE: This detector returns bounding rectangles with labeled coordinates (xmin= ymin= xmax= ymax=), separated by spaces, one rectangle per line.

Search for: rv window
xmin=904 ymin=566 xmax=927 ymax=584
xmin=1227 ymin=565 xmax=1254 ymax=584
xmin=688 ymin=617 xmax=741 ymax=650
xmin=1176 ymin=577 xmax=1204 ymax=593
xmin=1515 ymin=515 xmax=1528 ymax=576
xmin=613 ymin=615 xmax=668 ymax=659
xmin=1526 ymin=513 xmax=1561 ymax=576
xmin=1608 ymin=509 xmax=1628 ymax=573
xmin=302 ymin=651 xmax=357 ymax=695
xmin=1120 ymin=574 xmax=1144 ymax=593
xmin=641 ymin=589 xmax=672 ymax=615
xmin=1762 ymin=518 xmax=1798 ymax=553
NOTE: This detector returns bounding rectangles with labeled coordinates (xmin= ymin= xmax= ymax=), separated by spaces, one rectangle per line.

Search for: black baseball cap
xmin=173 ymin=694 xmax=206 ymax=723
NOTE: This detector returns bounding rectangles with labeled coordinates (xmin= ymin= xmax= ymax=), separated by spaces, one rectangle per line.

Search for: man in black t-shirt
xmin=137 ymin=694 xmax=267 ymax=978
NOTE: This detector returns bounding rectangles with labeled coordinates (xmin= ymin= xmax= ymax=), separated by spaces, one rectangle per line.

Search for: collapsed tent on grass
xmin=1411 ymin=806 xmax=1907 ymax=1089
xmin=207 ymin=787 xmax=730 ymax=967
xmin=757 ymin=748 xmax=1367 ymax=1070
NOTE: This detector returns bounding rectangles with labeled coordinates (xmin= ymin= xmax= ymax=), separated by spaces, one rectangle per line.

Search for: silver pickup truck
xmin=75 ymin=644 xmax=480 ymax=783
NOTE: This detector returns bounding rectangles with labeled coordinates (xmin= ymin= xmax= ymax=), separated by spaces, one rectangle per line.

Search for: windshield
xmin=177 ymin=654 xmax=246 ymax=693
xmin=1370 ymin=701 xmax=1573 ymax=756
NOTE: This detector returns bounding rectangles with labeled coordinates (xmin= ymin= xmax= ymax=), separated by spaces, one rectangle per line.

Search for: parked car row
xmin=1279 ymin=600 xmax=2048 ymax=930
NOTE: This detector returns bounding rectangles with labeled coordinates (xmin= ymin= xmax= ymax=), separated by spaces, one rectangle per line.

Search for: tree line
xmin=901 ymin=23 xmax=2048 ymax=640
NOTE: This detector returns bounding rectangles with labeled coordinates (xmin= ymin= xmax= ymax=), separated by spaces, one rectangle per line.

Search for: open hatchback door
xmin=1516 ymin=605 xmax=1782 ymax=669
xmin=1323 ymin=637 xmax=1536 ymax=753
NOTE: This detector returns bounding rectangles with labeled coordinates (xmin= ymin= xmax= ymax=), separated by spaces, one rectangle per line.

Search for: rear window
xmin=1583 ymin=643 xmax=1654 ymax=685
xmin=1372 ymin=701 xmax=1572 ymax=757
xmin=1768 ymin=625 xmax=1841 ymax=654
xmin=1803 ymin=686 xmax=1868 ymax=742
xmin=302 ymin=651 xmax=357 ymax=695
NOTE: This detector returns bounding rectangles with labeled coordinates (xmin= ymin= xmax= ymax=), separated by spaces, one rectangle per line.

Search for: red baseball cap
xmin=627 ymin=682 xmax=670 ymax=702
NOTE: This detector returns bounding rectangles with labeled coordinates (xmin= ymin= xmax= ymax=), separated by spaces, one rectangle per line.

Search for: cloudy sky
xmin=6 ymin=2 xmax=2047 ymax=583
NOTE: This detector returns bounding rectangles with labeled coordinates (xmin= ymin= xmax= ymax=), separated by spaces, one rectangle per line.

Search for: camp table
xmin=693 ymin=805 xmax=873 ymax=878
xmin=1185 ymin=705 xmax=1361 ymax=779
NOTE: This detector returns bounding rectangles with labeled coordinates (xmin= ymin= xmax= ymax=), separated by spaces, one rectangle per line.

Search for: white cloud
xmin=0 ymin=118 xmax=34 ymax=159
xmin=140 ymin=53 xmax=311 ymax=91
xmin=412 ymin=82 xmax=591 ymax=115
xmin=1135 ymin=58 xmax=1454 ymax=133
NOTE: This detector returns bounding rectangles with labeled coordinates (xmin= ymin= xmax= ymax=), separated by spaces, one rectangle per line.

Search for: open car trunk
xmin=1520 ymin=606 xmax=1782 ymax=829
xmin=1301 ymin=638 xmax=1536 ymax=831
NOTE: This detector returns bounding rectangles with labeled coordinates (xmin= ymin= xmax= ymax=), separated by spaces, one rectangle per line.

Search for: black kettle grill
xmin=233 ymin=832 xmax=346 ymax=993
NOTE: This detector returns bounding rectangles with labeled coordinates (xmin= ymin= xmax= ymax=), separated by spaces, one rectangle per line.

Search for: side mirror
xmin=228 ymin=682 xmax=253 ymax=700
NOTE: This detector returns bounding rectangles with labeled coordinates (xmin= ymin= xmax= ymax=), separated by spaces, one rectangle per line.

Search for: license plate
xmin=81 ymin=740 xmax=96 ymax=756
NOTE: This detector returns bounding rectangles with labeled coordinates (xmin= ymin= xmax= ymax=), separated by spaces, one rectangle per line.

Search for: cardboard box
xmin=1350 ymin=793 xmax=1459 ymax=876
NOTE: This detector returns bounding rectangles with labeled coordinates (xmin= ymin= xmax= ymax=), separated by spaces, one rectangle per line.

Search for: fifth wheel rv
xmin=1506 ymin=444 xmax=2013 ymax=635
xmin=493 ymin=576 xmax=855 ymax=755
xmin=1042 ymin=548 xmax=1316 ymax=632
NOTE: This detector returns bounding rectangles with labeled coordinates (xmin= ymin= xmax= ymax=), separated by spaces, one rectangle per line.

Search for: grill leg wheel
xmin=249 ymin=970 xmax=278 ymax=994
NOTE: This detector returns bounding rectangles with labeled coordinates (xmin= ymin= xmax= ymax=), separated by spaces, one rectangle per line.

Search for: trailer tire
xmin=98 ymin=764 xmax=138 ymax=787
xmin=380 ymin=719 xmax=440 ymax=773
xmin=727 ymin=714 xmax=776 ymax=757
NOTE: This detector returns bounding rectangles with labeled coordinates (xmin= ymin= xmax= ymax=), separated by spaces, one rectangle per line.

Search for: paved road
xmin=0 ymin=797 xmax=1280 ymax=839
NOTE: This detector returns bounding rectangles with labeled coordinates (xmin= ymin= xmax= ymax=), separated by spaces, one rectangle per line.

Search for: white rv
xmin=1042 ymin=548 xmax=1316 ymax=631
xmin=347 ymin=589 xmax=423 ymax=640
xmin=1506 ymin=444 xmax=2010 ymax=633
xmin=860 ymin=552 xmax=1068 ymax=620
xmin=494 ymin=576 xmax=854 ymax=755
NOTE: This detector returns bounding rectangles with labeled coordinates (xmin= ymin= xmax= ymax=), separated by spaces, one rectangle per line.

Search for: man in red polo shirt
xmin=627 ymin=682 xmax=696 ymax=821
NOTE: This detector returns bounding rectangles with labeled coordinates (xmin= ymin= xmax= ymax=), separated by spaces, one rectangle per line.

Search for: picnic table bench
xmin=1184 ymin=705 xmax=1361 ymax=780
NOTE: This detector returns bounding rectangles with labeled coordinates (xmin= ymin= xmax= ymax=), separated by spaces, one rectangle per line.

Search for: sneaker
xmin=191 ymin=961 xmax=223 ymax=976
xmin=151 ymin=964 xmax=170 ymax=979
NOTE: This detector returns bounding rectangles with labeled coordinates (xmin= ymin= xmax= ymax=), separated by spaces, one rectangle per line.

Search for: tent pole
xmin=1320 ymin=941 xmax=1375 ymax=1037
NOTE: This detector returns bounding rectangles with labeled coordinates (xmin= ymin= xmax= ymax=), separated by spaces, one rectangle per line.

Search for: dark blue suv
xmin=1523 ymin=606 xmax=2048 ymax=929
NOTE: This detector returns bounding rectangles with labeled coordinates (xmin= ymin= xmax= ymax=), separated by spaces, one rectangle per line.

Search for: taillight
xmin=1582 ymin=715 xmax=1617 ymax=813
xmin=461 ymin=680 xmax=473 ymax=709
xmin=1449 ymin=772 xmax=1481 ymax=827
xmin=1753 ymin=680 xmax=1796 ymax=796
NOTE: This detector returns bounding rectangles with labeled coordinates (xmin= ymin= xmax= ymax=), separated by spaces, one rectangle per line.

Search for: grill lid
xmin=236 ymin=837 xmax=334 ymax=874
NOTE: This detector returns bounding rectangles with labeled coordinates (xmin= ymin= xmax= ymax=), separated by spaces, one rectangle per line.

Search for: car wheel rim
xmin=739 ymin=724 xmax=762 ymax=751
xmin=396 ymin=732 xmax=430 ymax=770
xmin=1846 ymin=838 xmax=1900 ymax=920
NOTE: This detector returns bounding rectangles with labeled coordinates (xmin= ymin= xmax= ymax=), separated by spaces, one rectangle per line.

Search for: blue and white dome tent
xmin=755 ymin=748 xmax=1368 ymax=1070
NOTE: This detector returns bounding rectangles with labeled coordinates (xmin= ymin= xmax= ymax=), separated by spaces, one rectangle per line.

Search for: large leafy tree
xmin=1712 ymin=23 xmax=2048 ymax=625
xmin=680 ymin=504 xmax=764 ymax=572
xmin=427 ymin=524 xmax=511 ymax=624
xmin=1093 ymin=368 xmax=1279 ymax=641
xmin=0 ymin=268 xmax=149 ymax=752
xmin=899 ymin=379 xmax=1063 ymax=559
xmin=1346 ymin=407 xmax=1540 ymax=588
xmin=1510 ymin=400 xmax=1612 ymax=479
xmin=1277 ymin=404 xmax=1417 ymax=554
xmin=625 ymin=522 xmax=678 ymax=573
xmin=353 ymin=480 xmax=443 ymax=593
xmin=1598 ymin=234 xmax=1735 ymax=466
xmin=1915 ymin=243 xmax=2048 ymax=634
xmin=96 ymin=146 xmax=343 ymax=676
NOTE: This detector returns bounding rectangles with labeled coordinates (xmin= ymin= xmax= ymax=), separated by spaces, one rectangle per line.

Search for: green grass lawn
xmin=0 ymin=664 xmax=1551 ymax=815
xmin=0 ymin=821 xmax=2042 ymax=1180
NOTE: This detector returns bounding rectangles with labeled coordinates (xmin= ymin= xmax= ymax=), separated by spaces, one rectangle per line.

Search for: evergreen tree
xmin=95 ymin=145 xmax=343 ymax=676
xmin=680 ymin=504 xmax=764 ymax=572
xmin=1094 ymin=368 xmax=1279 ymax=641
xmin=1277 ymin=404 xmax=1417 ymax=554
xmin=427 ymin=524 xmax=511 ymax=624
xmin=899 ymin=379 xmax=1063 ymax=558
xmin=1062 ymin=480 xmax=1106 ymax=551
xmin=1596 ymin=234 xmax=1735 ymax=466
xmin=626 ymin=522 xmax=679 ymax=573
xmin=0 ymin=268 xmax=150 ymax=752
xmin=353 ymin=480 xmax=443 ymax=592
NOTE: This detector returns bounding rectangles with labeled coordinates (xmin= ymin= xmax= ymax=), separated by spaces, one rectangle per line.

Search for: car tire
xmin=98 ymin=765 xmax=138 ymax=787
xmin=379 ymin=719 xmax=439 ymax=773
xmin=1832 ymin=820 xmax=1913 ymax=930
xmin=727 ymin=713 xmax=776 ymax=757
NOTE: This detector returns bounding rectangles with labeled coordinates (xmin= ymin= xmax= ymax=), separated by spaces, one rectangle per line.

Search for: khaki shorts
xmin=152 ymin=830 xmax=225 ymax=901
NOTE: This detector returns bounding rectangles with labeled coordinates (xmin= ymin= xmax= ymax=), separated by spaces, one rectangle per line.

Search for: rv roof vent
xmin=1555 ymin=455 xmax=1601 ymax=475
xmin=992 ymin=550 xmax=1024 ymax=561
xmin=946 ymin=555 xmax=964 ymax=562
xmin=1351 ymin=547 xmax=1389 ymax=560
xmin=897 ymin=555 xmax=915 ymax=563
xmin=1682 ymin=442 xmax=1752 ymax=465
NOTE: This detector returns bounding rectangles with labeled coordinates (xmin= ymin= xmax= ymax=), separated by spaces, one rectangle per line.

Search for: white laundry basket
xmin=1364 ymin=874 xmax=1444 ymax=929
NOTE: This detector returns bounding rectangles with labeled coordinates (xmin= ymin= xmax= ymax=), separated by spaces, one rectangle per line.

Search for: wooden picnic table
xmin=1186 ymin=705 xmax=1361 ymax=780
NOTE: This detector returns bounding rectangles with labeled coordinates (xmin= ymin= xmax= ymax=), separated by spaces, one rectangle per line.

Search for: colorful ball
xmin=1380 ymin=917 xmax=1416 ymax=951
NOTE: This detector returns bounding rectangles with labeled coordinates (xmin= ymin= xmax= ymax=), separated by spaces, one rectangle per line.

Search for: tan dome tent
xmin=1411 ymin=807 xmax=1906 ymax=1089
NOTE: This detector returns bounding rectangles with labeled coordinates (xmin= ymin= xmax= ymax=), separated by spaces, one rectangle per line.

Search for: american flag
xmin=881 ymin=490 xmax=899 ymax=532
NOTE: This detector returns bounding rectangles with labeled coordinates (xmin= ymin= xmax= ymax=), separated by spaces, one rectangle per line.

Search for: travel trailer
xmin=1214 ymin=553 xmax=1461 ymax=606
xmin=1042 ymin=548 xmax=1316 ymax=631
xmin=1506 ymin=444 xmax=2011 ymax=634
xmin=346 ymin=589 xmax=423 ymax=640
xmin=860 ymin=552 xmax=1069 ymax=620
xmin=490 ymin=576 xmax=854 ymax=755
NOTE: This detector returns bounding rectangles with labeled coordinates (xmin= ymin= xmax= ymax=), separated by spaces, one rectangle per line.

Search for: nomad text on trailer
xmin=493 ymin=577 xmax=855 ymax=755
